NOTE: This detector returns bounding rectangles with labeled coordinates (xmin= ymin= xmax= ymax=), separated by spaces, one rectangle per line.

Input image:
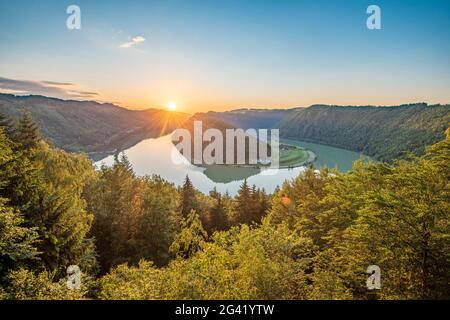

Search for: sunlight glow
xmin=168 ymin=102 xmax=177 ymax=111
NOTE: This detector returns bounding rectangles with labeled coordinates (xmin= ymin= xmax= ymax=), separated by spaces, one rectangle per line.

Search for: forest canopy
xmin=0 ymin=112 xmax=449 ymax=300
xmin=277 ymin=103 xmax=450 ymax=162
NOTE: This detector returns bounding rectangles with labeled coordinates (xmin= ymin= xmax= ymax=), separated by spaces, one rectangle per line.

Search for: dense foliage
xmin=0 ymin=94 xmax=189 ymax=156
xmin=3 ymin=95 xmax=448 ymax=164
xmin=205 ymin=108 xmax=298 ymax=129
xmin=0 ymin=112 xmax=448 ymax=300
xmin=278 ymin=104 xmax=450 ymax=162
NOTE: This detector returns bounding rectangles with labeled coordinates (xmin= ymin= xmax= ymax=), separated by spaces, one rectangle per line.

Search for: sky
xmin=0 ymin=0 xmax=449 ymax=113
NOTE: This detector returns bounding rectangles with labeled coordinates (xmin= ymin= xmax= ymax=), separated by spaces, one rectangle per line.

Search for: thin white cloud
xmin=119 ymin=36 xmax=146 ymax=49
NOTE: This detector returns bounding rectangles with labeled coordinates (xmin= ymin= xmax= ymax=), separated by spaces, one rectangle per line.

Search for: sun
xmin=167 ymin=102 xmax=177 ymax=111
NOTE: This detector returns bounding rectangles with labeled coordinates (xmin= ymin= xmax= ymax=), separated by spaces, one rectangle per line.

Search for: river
xmin=95 ymin=134 xmax=365 ymax=195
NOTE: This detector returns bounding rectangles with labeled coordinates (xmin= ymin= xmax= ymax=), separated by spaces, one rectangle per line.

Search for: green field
xmin=278 ymin=144 xmax=310 ymax=168
xmin=203 ymin=144 xmax=314 ymax=183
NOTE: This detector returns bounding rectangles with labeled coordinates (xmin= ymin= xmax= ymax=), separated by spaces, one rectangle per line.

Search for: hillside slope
xmin=277 ymin=103 xmax=450 ymax=161
xmin=0 ymin=94 xmax=189 ymax=156
xmin=175 ymin=112 xmax=274 ymax=166
xmin=205 ymin=108 xmax=298 ymax=129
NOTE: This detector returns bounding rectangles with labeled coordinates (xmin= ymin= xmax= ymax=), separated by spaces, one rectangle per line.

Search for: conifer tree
xmin=137 ymin=176 xmax=181 ymax=266
xmin=255 ymin=188 xmax=270 ymax=223
xmin=0 ymin=198 xmax=40 ymax=282
xmin=207 ymin=189 xmax=228 ymax=233
xmin=0 ymin=112 xmax=14 ymax=137
xmin=88 ymin=154 xmax=141 ymax=271
xmin=169 ymin=210 xmax=207 ymax=258
xmin=13 ymin=111 xmax=41 ymax=151
xmin=180 ymin=175 xmax=199 ymax=218
xmin=234 ymin=179 xmax=253 ymax=225
xmin=0 ymin=123 xmax=41 ymax=216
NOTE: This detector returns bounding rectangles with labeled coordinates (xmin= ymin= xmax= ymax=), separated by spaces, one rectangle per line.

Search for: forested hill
xmin=1 ymin=108 xmax=449 ymax=300
xmin=277 ymin=103 xmax=450 ymax=161
xmin=0 ymin=93 xmax=189 ymax=157
xmin=175 ymin=112 xmax=271 ymax=165
xmin=2 ymin=93 xmax=448 ymax=163
xmin=205 ymin=108 xmax=299 ymax=129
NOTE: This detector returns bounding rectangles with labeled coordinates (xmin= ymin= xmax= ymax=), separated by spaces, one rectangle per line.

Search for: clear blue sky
xmin=0 ymin=0 xmax=449 ymax=112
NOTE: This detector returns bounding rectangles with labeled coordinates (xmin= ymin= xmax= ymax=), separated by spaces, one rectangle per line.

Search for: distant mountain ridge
xmin=0 ymin=93 xmax=189 ymax=158
xmin=2 ymin=93 xmax=448 ymax=163
xmin=204 ymin=108 xmax=299 ymax=129
xmin=276 ymin=103 xmax=450 ymax=161
xmin=200 ymin=103 xmax=450 ymax=162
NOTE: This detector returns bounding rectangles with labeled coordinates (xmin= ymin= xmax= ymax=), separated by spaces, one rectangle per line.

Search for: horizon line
xmin=1 ymin=92 xmax=448 ymax=114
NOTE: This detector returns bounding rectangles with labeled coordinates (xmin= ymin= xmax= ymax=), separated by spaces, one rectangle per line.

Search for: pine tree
xmin=0 ymin=198 xmax=40 ymax=281
xmin=30 ymin=145 xmax=98 ymax=276
xmin=137 ymin=176 xmax=181 ymax=266
xmin=207 ymin=189 xmax=228 ymax=233
xmin=180 ymin=175 xmax=198 ymax=218
xmin=119 ymin=153 xmax=133 ymax=174
xmin=13 ymin=111 xmax=41 ymax=151
xmin=1 ymin=127 xmax=97 ymax=278
xmin=234 ymin=179 xmax=253 ymax=225
xmin=169 ymin=210 xmax=207 ymax=258
xmin=0 ymin=123 xmax=41 ymax=214
xmin=0 ymin=112 xmax=14 ymax=137
xmin=209 ymin=187 xmax=220 ymax=200
xmin=0 ymin=128 xmax=15 ymax=189
xmin=88 ymin=154 xmax=142 ymax=272
xmin=255 ymin=188 xmax=270 ymax=223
